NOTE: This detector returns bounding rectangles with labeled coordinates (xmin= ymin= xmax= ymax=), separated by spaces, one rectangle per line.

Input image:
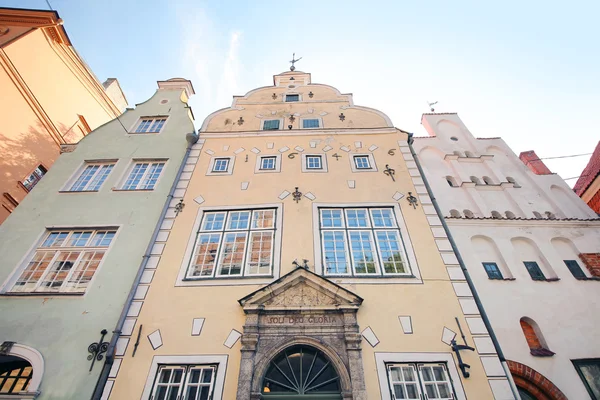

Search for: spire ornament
xmin=289 ymin=53 xmax=302 ymax=71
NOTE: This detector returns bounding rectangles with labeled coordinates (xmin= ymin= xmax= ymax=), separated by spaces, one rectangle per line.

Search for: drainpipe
xmin=91 ymin=131 xmax=199 ymax=400
xmin=406 ymin=132 xmax=521 ymax=400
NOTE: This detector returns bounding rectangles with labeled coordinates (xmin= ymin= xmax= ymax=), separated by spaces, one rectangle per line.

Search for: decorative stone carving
xmin=263 ymin=282 xmax=337 ymax=307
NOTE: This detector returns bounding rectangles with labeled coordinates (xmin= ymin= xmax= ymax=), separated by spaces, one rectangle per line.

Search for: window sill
xmin=322 ymin=275 xmax=421 ymax=285
xmin=1 ymin=292 xmax=84 ymax=297
xmin=530 ymin=348 xmax=555 ymax=357
xmin=532 ymin=277 xmax=560 ymax=282
xmin=58 ymin=190 xmax=99 ymax=193
xmin=128 ymin=132 xmax=160 ymax=134
xmin=111 ymin=188 xmax=154 ymax=192
xmin=183 ymin=275 xmax=274 ymax=281
xmin=575 ymin=276 xmax=600 ymax=281
xmin=177 ymin=275 xmax=277 ymax=287
xmin=488 ymin=277 xmax=516 ymax=281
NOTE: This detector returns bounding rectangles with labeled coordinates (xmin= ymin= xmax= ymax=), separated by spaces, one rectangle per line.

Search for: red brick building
xmin=573 ymin=141 xmax=600 ymax=214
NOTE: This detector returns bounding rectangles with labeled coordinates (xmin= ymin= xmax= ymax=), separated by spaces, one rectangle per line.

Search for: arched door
xmin=261 ymin=345 xmax=342 ymax=399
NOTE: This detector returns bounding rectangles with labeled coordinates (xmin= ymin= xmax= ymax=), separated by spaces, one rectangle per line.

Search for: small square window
xmin=302 ymin=119 xmax=320 ymax=129
xmin=260 ymin=157 xmax=276 ymax=170
xmin=306 ymin=156 xmax=322 ymax=170
xmin=263 ymin=120 xmax=280 ymax=131
xmin=213 ymin=158 xmax=229 ymax=172
xmin=285 ymin=94 xmax=299 ymax=102
xmin=564 ymin=260 xmax=587 ymax=279
xmin=354 ymin=156 xmax=370 ymax=169
xmin=524 ymin=261 xmax=546 ymax=281
xmin=133 ymin=117 xmax=167 ymax=133
xmin=482 ymin=262 xmax=503 ymax=280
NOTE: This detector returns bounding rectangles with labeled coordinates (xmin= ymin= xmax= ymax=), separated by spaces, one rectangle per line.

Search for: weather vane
xmin=427 ymin=101 xmax=438 ymax=112
xmin=290 ymin=53 xmax=302 ymax=71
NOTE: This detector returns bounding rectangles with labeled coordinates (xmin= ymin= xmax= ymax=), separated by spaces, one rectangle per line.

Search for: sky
xmin=4 ymin=0 xmax=599 ymax=186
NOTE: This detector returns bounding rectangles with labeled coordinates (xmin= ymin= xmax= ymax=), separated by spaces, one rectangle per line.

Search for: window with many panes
xmin=354 ymin=156 xmax=371 ymax=169
xmin=22 ymin=165 xmax=47 ymax=191
xmin=260 ymin=157 xmax=276 ymax=170
xmin=122 ymin=161 xmax=165 ymax=190
xmin=9 ymin=229 xmax=116 ymax=294
xmin=482 ymin=262 xmax=503 ymax=280
xmin=573 ymin=359 xmax=600 ymax=400
xmin=564 ymin=260 xmax=587 ymax=279
xmin=387 ymin=363 xmax=454 ymax=400
xmin=523 ymin=261 xmax=546 ymax=281
xmin=262 ymin=120 xmax=280 ymax=130
xmin=320 ymin=208 xmax=411 ymax=277
xmin=186 ymin=209 xmax=276 ymax=279
xmin=69 ymin=163 xmax=115 ymax=191
xmin=150 ymin=365 xmax=216 ymax=400
xmin=285 ymin=94 xmax=299 ymax=102
xmin=302 ymin=119 xmax=320 ymax=128
xmin=306 ymin=155 xmax=323 ymax=170
xmin=133 ymin=117 xmax=167 ymax=133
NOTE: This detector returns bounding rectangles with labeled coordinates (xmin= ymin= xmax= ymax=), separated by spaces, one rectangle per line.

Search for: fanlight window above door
xmin=262 ymin=345 xmax=341 ymax=398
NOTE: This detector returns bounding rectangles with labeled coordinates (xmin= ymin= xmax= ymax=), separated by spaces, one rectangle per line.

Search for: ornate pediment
xmin=239 ymin=267 xmax=362 ymax=312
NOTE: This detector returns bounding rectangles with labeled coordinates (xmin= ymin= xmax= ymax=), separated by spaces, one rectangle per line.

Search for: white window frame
xmin=176 ymin=204 xmax=283 ymax=287
xmin=300 ymin=117 xmax=322 ymax=129
xmin=350 ymin=154 xmax=378 ymax=172
xmin=302 ymin=153 xmax=328 ymax=173
xmin=260 ymin=119 xmax=284 ymax=131
xmin=63 ymin=160 xmax=117 ymax=192
xmin=1 ymin=227 xmax=119 ymax=295
xmin=312 ymin=203 xmax=421 ymax=284
xmin=129 ymin=116 xmax=169 ymax=134
xmin=206 ymin=156 xmax=235 ymax=176
xmin=118 ymin=159 xmax=167 ymax=190
xmin=284 ymin=93 xmax=301 ymax=103
xmin=141 ymin=355 xmax=227 ymax=400
xmin=375 ymin=353 xmax=466 ymax=400
xmin=255 ymin=154 xmax=282 ymax=174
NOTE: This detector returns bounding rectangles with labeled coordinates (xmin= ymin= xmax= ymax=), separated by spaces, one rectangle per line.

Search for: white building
xmin=413 ymin=113 xmax=600 ymax=400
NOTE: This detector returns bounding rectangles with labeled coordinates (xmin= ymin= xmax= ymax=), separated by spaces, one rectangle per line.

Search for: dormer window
xmin=285 ymin=94 xmax=299 ymax=102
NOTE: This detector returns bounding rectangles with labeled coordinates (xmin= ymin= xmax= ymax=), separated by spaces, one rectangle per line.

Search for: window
xmin=8 ymin=229 xmax=116 ymax=294
xmin=463 ymin=209 xmax=474 ymax=218
xmin=150 ymin=365 xmax=217 ymax=400
xmin=354 ymin=156 xmax=370 ymax=169
xmin=446 ymin=176 xmax=457 ymax=187
xmin=302 ymin=119 xmax=320 ymax=129
xmin=212 ymin=158 xmax=229 ymax=173
xmin=0 ymin=358 xmax=33 ymax=394
xmin=320 ymin=208 xmax=411 ymax=277
xmin=260 ymin=157 xmax=276 ymax=170
xmin=262 ymin=120 xmax=280 ymax=130
xmin=386 ymin=363 xmax=454 ymax=400
xmin=573 ymin=359 xmax=600 ymax=399
xmin=285 ymin=94 xmax=299 ymax=102
xmin=483 ymin=176 xmax=493 ymax=185
xmin=306 ymin=155 xmax=322 ymax=170
xmin=22 ymin=165 xmax=47 ymax=191
xmin=186 ymin=209 xmax=276 ymax=279
xmin=449 ymin=209 xmax=461 ymax=218
xmin=69 ymin=163 xmax=115 ymax=192
xmin=520 ymin=317 xmax=554 ymax=357
xmin=564 ymin=260 xmax=587 ymax=279
xmin=133 ymin=117 xmax=167 ymax=133
xmin=524 ymin=261 xmax=546 ymax=281
xmin=470 ymin=176 xmax=481 ymax=185
xmin=483 ymin=262 xmax=503 ymax=280
xmin=122 ymin=161 xmax=165 ymax=190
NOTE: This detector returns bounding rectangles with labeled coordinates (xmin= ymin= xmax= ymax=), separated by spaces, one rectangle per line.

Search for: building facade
xmin=0 ymin=7 xmax=126 ymax=224
xmin=107 ymin=70 xmax=516 ymax=400
xmin=0 ymin=79 xmax=195 ymax=399
xmin=413 ymin=113 xmax=600 ymax=399
xmin=574 ymin=141 xmax=600 ymax=215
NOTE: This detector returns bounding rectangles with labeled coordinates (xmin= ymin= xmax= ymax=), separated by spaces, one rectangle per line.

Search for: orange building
xmin=0 ymin=7 xmax=126 ymax=223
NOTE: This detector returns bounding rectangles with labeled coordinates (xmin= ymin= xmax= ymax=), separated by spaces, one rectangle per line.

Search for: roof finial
xmin=290 ymin=53 xmax=302 ymax=71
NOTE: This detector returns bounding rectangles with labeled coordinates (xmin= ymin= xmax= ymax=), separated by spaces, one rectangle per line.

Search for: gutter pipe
xmin=406 ymin=132 xmax=521 ymax=400
xmin=91 ymin=131 xmax=199 ymax=400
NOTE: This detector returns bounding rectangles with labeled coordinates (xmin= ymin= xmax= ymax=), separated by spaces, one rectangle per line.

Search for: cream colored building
xmin=106 ymin=70 xmax=514 ymax=399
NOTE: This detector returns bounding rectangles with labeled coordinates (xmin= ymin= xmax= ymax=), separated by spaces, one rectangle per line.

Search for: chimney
xmin=519 ymin=150 xmax=552 ymax=175
xmin=157 ymin=78 xmax=195 ymax=99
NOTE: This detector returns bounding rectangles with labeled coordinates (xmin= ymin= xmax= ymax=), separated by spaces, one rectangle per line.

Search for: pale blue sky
xmin=5 ymin=0 xmax=599 ymax=185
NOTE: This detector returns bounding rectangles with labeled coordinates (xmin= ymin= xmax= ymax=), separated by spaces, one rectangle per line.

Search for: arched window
xmin=532 ymin=211 xmax=543 ymax=219
xmin=445 ymin=176 xmax=457 ymax=187
xmin=449 ymin=209 xmax=461 ymax=218
xmin=519 ymin=317 xmax=554 ymax=357
xmin=464 ymin=151 xmax=475 ymax=158
xmin=262 ymin=345 xmax=341 ymax=396
xmin=483 ymin=176 xmax=493 ymax=185
xmin=491 ymin=211 xmax=502 ymax=219
xmin=505 ymin=211 xmax=516 ymax=219
xmin=463 ymin=209 xmax=474 ymax=219
xmin=506 ymin=176 xmax=520 ymax=187
xmin=470 ymin=176 xmax=481 ymax=185
xmin=545 ymin=211 xmax=556 ymax=220
xmin=0 ymin=356 xmax=33 ymax=393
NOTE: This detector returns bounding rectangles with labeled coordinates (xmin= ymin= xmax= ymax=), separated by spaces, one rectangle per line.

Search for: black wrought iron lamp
xmin=87 ymin=329 xmax=109 ymax=371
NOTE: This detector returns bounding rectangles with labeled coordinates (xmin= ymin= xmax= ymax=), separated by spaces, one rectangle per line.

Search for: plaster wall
xmin=0 ymin=87 xmax=194 ymax=399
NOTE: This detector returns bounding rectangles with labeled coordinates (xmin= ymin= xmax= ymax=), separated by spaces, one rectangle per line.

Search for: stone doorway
xmin=236 ymin=267 xmax=366 ymax=400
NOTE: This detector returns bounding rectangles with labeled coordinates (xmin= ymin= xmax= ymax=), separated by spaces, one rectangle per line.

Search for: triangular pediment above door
xmin=238 ymin=267 xmax=363 ymax=312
